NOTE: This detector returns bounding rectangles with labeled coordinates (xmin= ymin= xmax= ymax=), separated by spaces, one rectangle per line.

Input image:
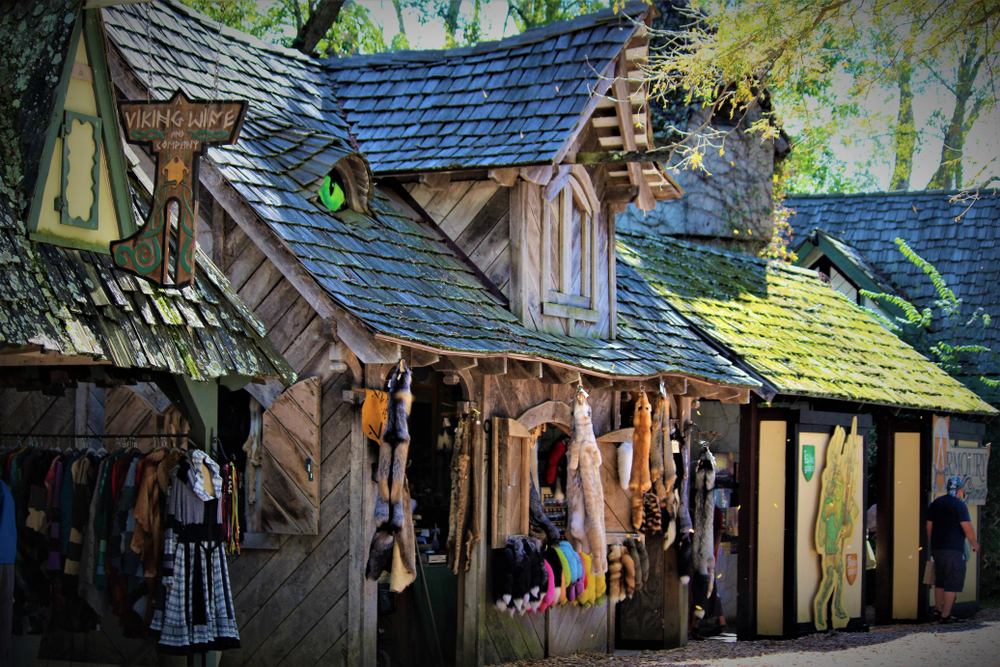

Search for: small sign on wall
xmin=802 ymin=444 xmax=816 ymax=481
xmin=362 ymin=389 xmax=389 ymax=442
xmin=845 ymin=553 xmax=858 ymax=586
xmin=932 ymin=415 xmax=950 ymax=494
xmin=943 ymin=445 xmax=991 ymax=505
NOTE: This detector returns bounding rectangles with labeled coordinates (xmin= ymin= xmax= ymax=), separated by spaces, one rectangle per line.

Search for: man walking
xmin=927 ymin=476 xmax=979 ymax=623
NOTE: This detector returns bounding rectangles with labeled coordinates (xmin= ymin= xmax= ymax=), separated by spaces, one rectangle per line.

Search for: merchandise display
xmin=0 ymin=441 xmax=241 ymax=653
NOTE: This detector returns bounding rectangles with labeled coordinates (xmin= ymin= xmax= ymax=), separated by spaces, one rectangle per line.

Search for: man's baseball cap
xmin=946 ymin=476 xmax=965 ymax=495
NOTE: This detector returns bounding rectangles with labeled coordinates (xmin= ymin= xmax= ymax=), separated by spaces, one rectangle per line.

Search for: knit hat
xmin=946 ymin=476 xmax=964 ymax=496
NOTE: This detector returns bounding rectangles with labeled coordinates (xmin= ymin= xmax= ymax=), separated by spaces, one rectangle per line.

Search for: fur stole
xmin=636 ymin=537 xmax=650 ymax=584
xmin=366 ymin=361 xmax=414 ymax=581
xmin=625 ymin=539 xmax=642 ymax=591
xmin=528 ymin=478 xmax=560 ymax=544
xmin=569 ymin=387 xmax=607 ymax=575
xmin=608 ymin=544 xmax=623 ymax=603
xmin=643 ymin=492 xmax=662 ymax=535
xmin=629 ymin=391 xmax=652 ymax=531
xmin=649 ymin=391 xmax=670 ymax=502
xmin=621 ymin=547 xmax=636 ymax=599
xmin=674 ymin=436 xmax=693 ymax=584
xmin=692 ymin=446 xmax=717 ymax=598
xmin=617 ymin=441 xmax=633 ymax=491
xmin=389 ymin=479 xmax=417 ymax=592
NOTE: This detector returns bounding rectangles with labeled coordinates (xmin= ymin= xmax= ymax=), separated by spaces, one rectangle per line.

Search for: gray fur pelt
xmin=692 ymin=445 xmax=716 ymax=598
xmin=529 ymin=479 xmax=561 ymax=544
xmin=366 ymin=361 xmax=414 ymax=580
xmin=570 ymin=387 xmax=608 ymax=575
xmin=674 ymin=431 xmax=693 ymax=583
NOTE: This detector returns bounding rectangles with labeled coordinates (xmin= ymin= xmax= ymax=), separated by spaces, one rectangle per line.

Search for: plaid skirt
xmin=150 ymin=539 xmax=239 ymax=653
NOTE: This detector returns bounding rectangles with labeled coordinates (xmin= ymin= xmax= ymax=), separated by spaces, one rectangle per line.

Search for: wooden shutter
xmin=261 ymin=376 xmax=321 ymax=534
xmin=490 ymin=416 xmax=533 ymax=548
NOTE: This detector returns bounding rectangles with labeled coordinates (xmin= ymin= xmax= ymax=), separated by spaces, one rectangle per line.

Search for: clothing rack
xmin=0 ymin=433 xmax=189 ymax=439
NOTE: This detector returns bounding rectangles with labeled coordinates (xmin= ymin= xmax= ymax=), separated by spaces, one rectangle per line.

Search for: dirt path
xmin=502 ymin=608 xmax=1000 ymax=666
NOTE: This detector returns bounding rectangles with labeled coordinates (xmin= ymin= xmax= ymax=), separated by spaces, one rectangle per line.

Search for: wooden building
xmin=619 ymin=233 xmax=996 ymax=636
xmin=94 ymin=2 xmax=771 ymax=665
xmin=0 ymin=0 xmax=294 ymax=661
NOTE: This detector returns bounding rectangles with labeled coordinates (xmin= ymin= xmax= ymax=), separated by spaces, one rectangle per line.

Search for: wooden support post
xmin=737 ymin=397 xmax=760 ymax=640
xmin=155 ymin=375 xmax=218 ymax=454
xmin=874 ymin=409 xmax=893 ymax=626
xmin=457 ymin=375 xmax=487 ymax=666
xmin=348 ymin=364 xmax=382 ymax=666
xmin=663 ymin=395 xmax=692 ymax=648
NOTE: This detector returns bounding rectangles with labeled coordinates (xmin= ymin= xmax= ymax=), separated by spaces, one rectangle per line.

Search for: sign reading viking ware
xmin=111 ymin=89 xmax=246 ymax=287
xmin=944 ymin=444 xmax=991 ymax=505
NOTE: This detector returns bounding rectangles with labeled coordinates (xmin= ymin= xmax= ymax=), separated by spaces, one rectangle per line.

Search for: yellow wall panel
xmin=796 ymin=430 xmax=828 ymax=624
xmin=893 ymin=432 xmax=921 ymax=620
xmin=757 ymin=420 xmax=786 ymax=636
xmin=35 ymin=34 xmax=122 ymax=251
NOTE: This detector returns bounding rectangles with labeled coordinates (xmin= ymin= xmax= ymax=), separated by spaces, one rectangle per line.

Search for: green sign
xmin=802 ymin=444 xmax=816 ymax=481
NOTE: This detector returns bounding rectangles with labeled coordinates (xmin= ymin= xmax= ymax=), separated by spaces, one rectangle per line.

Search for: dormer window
xmin=541 ymin=169 xmax=601 ymax=334
xmin=319 ymin=154 xmax=371 ymax=214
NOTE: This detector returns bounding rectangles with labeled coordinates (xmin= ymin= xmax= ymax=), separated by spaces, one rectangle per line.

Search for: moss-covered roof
xmin=0 ymin=0 xmax=294 ymax=384
xmin=617 ymin=233 xmax=996 ymax=414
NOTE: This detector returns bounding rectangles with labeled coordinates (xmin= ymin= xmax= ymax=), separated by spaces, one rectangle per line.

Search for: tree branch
xmin=292 ymin=0 xmax=347 ymax=55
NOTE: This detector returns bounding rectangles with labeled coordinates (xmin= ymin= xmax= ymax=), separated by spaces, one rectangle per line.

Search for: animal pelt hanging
xmin=366 ymin=361 xmax=415 ymax=582
xmin=567 ymin=386 xmax=608 ymax=576
xmin=629 ymin=390 xmax=652 ymax=531
xmin=674 ymin=432 xmax=693 ymax=584
xmin=389 ymin=479 xmax=417 ymax=592
xmin=447 ymin=416 xmax=482 ymax=573
xmin=608 ymin=544 xmax=623 ymax=603
xmin=649 ymin=390 xmax=671 ymax=503
xmin=621 ymin=546 xmax=636 ymax=598
xmin=692 ymin=445 xmax=717 ymax=600
xmin=625 ymin=539 xmax=643 ymax=592
xmin=636 ymin=537 xmax=650 ymax=584
xmin=643 ymin=492 xmax=662 ymax=535
xmin=617 ymin=441 xmax=633 ymax=491
xmin=529 ymin=479 xmax=560 ymax=544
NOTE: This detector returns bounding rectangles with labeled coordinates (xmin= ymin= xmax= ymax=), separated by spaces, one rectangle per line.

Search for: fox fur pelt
xmin=617 ymin=441 xmax=633 ymax=491
xmin=529 ymin=479 xmax=560 ymax=545
xmin=568 ymin=387 xmax=608 ymax=576
xmin=389 ymin=479 xmax=417 ymax=592
xmin=692 ymin=445 xmax=717 ymax=599
xmin=636 ymin=537 xmax=650 ymax=584
xmin=625 ymin=539 xmax=642 ymax=591
xmin=366 ymin=361 xmax=414 ymax=581
xmin=608 ymin=544 xmax=623 ymax=603
xmin=621 ymin=546 xmax=636 ymax=598
xmin=629 ymin=391 xmax=653 ymax=531
xmin=649 ymin=390 xmax=670 ymax=502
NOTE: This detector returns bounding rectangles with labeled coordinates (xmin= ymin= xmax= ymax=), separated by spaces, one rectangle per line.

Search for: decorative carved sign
xmin=112 ymin=89 xmax=247 ymax=287
xmin=802 ymin=444 xmax=816 ymax=482
xmin=932 ymin=414 xmax=949 ymax=494
xmin=845 ymin=553 xmax=858 ymax=586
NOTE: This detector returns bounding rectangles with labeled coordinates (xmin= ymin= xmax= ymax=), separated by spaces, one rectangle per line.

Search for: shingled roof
xmin=327 ymin=2 xmax=651 ymax=174
xmin=618 ymin=232 xmax=996 ymax=414
xmin=103 ymin=2 xmax=754 ymax=387
xmin=787 ymin=190 xmax=1000 ymax=402
xmin=0 ymin=0 xmax=293 ymax=384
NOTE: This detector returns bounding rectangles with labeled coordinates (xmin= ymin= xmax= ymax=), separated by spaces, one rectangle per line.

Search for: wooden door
xmin=490 ymin=416 xmax=533 ymax=547
xmin=261 ymin=375 xmax=321 ymax=534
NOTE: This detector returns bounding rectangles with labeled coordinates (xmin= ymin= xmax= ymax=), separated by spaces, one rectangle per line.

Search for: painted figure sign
xmin=813 ymin=417 xmax=861 ymax=631
xmin=112 ymin=89 xmax=247 ymax=286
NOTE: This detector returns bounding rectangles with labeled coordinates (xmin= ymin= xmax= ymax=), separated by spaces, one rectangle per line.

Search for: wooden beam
xmin=683 ymin=378 xmax=723 ymax=399
xmin=419 ymin=172 xmax=451 ymax=191
xmin=581 ymin=374 xmax=613 ymax=391
xmin=488 ymin=168 xmax=519 ymax=187
xmin=575 ymin=149 xmax=672 ymax=165
xmin=613 ymin=54 xmax=655 ymax=211
xmin=408 ymin=348 xmax=440 ymax=368
xmin=507 ymin=359 xmax=542 ymax=380
xmin=611 ymin=379 xmax=640 ymax=392
xmin=662 ymin=376 xmax=687 ymax=395
xmin=201 ymin=161 xmax=400 ymax=365
xmin=477 ymin=357 xmax=507 ymax=376
xmin=597 ymin=427 xmax=634 ymax=443
xmin=519 ymin=165 xmax=554 ymax=186
xmin=541 ymin=364 xmax=581 ymax=386
xmin=431 ymin=355 xmax=478 ymax=372
xmin=716 ymin=387 xmax=751 ymax=403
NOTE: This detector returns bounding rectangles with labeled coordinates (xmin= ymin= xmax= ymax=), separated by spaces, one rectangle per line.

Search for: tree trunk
xmin=926 ymin=35 xmax=985 ymax=190
xmin=392 ymin=0 xmax=406 ymax=36
xmin=445 ymin=0 xmax=463 ymax=42
xmin=888 ymin=26 xmax=918 ymax=191
xmin=293 ymin=0 xmax=347 ymax=56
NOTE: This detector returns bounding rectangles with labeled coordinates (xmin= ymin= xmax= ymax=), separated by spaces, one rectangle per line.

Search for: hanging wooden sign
xmin=362 ymin=389 xmax=389 ymax=442
xmin=111 ymin=89 xmax=247 ymax=287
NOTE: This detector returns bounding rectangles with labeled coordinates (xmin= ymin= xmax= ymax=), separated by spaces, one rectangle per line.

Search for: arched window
xmin=318 ymin=154 xmax=371 ymax=214
xmin=541 ymin=169 xmax=601 ymax=333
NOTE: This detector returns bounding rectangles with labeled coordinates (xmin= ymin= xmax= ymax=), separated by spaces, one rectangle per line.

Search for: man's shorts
xmin=932 ymin=549 xmax=966 ymax=593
